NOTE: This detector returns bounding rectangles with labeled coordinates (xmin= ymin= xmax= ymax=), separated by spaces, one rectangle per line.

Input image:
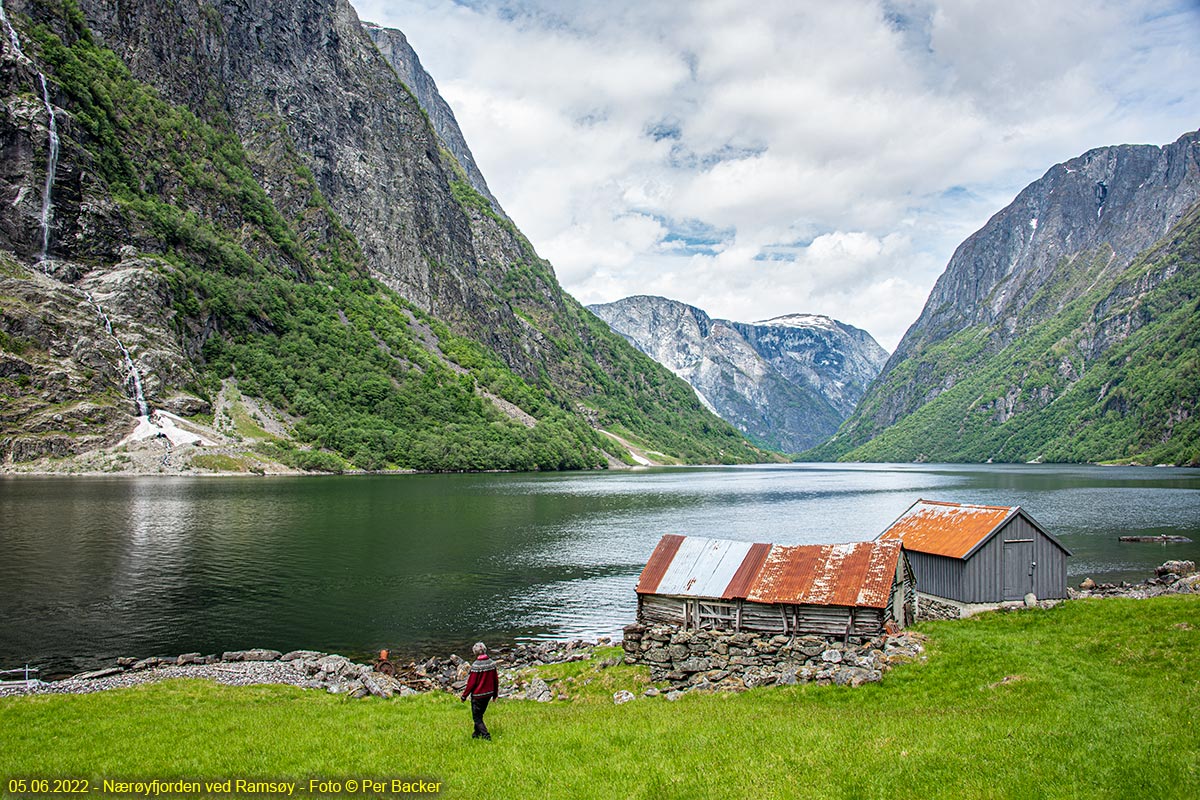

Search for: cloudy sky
xmin=353 ymin=0 xmax=1200 ymax=350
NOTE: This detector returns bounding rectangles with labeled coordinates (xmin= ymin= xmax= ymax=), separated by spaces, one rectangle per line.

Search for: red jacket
xmin=462 ymin=654 xmax=498 ymax=699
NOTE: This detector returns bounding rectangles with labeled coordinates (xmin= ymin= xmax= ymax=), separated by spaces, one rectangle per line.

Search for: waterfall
xmin=0 ymin=1 xmax=27 ymax=62
xmin=84 ymin=292 xmax=150 ymax=417
xmin=1 ymin=0 xmax=60 ymax=258
xmin=36 ymin=72 xmax=58 ymax=258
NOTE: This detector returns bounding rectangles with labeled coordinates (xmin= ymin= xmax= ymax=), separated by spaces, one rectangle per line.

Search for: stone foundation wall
xmin=622 ymin=624 xmax=924 ymax=694
xmin=916 ymin=595 xmax=963 ymax=621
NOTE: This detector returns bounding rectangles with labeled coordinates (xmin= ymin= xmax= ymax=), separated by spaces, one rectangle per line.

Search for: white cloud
xmin=352 ymin=0 xmax=1200 ymax=350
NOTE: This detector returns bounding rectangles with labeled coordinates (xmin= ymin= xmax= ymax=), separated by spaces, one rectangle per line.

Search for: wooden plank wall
xmin=907 ymin=550 xmax=963 ymax=601
xmin=638 ymin=595 xmax=887 ymax=636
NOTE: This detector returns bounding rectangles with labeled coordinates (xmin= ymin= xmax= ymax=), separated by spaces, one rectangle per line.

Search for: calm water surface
xmin=2 ymin=463 xmax=1198 ymax=675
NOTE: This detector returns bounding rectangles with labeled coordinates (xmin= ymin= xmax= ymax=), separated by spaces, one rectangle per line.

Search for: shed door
xmin=1003 ymin=540 xmax=1034 ymax=600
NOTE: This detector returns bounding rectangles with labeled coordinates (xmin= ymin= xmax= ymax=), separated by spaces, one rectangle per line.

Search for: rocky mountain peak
xmin=891 ymin=131 xmax=1200 ymax=371
xmin=589 ymin=296 xmax=888 ymax=453
xmin=755 ymin=313 xmax=838 ymax=331
xmin=362 ymin=20 xmax=504 ymax=215
xmin=812 ymin=128 xmax=1200 ymax=465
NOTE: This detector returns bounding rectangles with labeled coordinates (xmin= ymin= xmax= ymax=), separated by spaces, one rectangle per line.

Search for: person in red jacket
xmin=460 ymin=642 xmax=498 ymax=740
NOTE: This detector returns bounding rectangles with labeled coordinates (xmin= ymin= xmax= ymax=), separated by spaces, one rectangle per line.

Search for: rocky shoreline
xmin=3 ymin=561 xmax=1196 ymax=702
xmin=1070 ymin=559 xmax=1199 ymax=599
xmin=0 ymin=640 xmax=616 ymax=701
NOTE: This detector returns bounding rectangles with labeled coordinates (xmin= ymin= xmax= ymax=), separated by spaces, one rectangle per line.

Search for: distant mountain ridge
xmin=588 ymin=296 xmax=888 ymax=452
xmin=810 ymin=130 xmax=1200 ymax=465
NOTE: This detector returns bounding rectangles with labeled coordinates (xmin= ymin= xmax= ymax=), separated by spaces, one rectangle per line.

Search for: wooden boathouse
xmin=635 ymin=535 xmax=915 ymax=636
xmin=876 ymin=499 xmax=1071 ymax=603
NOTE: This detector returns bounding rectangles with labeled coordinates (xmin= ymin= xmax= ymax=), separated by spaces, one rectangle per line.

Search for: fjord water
xmin=2 ymin=464 xmax=1198 ymax=676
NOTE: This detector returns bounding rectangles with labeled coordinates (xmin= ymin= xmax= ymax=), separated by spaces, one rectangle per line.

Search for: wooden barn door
xmin=1003 ymin=540 xmax=1034 ymax=600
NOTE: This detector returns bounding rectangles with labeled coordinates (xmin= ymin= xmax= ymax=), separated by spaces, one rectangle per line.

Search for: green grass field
xmin=2 ymin=596 xmax=1197 ymax=799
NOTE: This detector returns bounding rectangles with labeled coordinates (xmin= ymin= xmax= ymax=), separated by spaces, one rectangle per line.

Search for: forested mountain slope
xmin=809 ymin=132 xmax=1200 ymax=465
xmin=0 ymin=0 xmax=765 ymax=471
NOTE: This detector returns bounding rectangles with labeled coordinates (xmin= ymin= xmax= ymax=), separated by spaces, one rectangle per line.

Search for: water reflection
xmin=1 ymin=464 xmax=1198 ymax=675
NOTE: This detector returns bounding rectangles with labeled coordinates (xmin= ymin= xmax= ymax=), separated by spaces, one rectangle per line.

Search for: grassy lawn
xmin=2 ymin=596 xmax=1197 ymax=799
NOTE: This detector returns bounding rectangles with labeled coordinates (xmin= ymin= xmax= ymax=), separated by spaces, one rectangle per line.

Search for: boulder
xmin=314 ymin=655 xmax=355 ymax=677
xmin=644 ymin=647 xmax=670 ymax=663
xmin=820 ymin=649 xmax=843 ymax=664
xmin=1080 ymin=577 xmax=1097 ymax=590
xmin=222 ymin=649 xmax=282 ymax=662
xmin=1173 ymin=574 xmax=1200 ymax=594
xmin=73 ymin=667 xmax=123 ymax=681
xmin=281 ymin=650 xmax=325 ymax=662
xmin=1158 ymin=560 xmax=1196 ymax=577
xmin=795 ymin=639 xmax=826 ymax=658
xmin=176 ymin=653 xmax=204 ymax=666
xmin=362 ymin=673 xmax=395 ymax=699
xmin=678 ymin=657 xmax=712 ymax=673
xmin=743 ymin=672 xmax=770 ymax=689
xmin=527 ymin=678 xmax=552 ymax=702
xmin=612 ymin=690 xmax=636 ymax=705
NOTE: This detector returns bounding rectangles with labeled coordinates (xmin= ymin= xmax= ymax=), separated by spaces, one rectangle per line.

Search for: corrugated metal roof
xmin=635 ymin=536 xmax=903 ymax=609
xmin=746 ymin=540 xmax=902 ymax=608
xmin=636 ymin=534 xmax=684 ymax=594
xmin=722 ymin=542 xmax=771 ymax=599
xmin=876 ymin=499 xmax=1018 ymax=559
xmin=654 ymin=537 xmax=757 ymax=597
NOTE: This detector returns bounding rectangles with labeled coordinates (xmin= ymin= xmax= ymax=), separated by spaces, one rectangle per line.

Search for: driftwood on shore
xmin=1118 ymin=534 xmax=1193 ymax=543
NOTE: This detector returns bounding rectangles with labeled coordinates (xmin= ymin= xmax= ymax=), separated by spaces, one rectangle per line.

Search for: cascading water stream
xmin=0 ymin=0 xmax=59 ymax=259
xmin=0 ymin=1 xmax=26 ymax=61
xmin=82 ymin=290 xmax=217 ymax=448
xmin=2 ymin=3 xmax=213 ymax=453
xmin=36 ymin=72 xmax=58 ymax=258
xmin=84 ymin=292 xmax=150 ymax=418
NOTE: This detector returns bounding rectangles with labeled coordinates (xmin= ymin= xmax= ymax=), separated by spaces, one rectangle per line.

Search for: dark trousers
xmin=470 ymin=695 xmax=492 ymax=739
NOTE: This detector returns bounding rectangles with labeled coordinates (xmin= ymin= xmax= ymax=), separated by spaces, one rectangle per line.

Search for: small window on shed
xmin=696 ymin=601 xmax=736 ymax=629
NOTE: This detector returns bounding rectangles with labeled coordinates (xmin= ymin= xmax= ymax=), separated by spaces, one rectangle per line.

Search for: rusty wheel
xmin=376 ymin=660 xmax=395 ymax=676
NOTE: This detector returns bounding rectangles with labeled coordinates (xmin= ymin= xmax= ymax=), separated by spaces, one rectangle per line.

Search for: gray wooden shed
xmin=876 ymin=500 xmax=1071 ymax=603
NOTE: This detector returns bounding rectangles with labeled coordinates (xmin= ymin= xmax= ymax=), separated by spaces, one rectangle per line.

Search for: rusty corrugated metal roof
xmin=721 ymin=542 xmax=771 ymax=599
xmin=876 ymin=499 xmax=1018 ymax=559
xmin=636 ymin=534 xmax=685 ymax=594
xmin=636 ymin=535 xmax=902 ymax=609
xmin=746 ymin=540 xmax=901 ymax=608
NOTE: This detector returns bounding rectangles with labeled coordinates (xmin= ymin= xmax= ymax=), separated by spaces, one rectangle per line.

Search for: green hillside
xmin=0 ymin=1 xmax=767 ymax=470
xmin=808 ymin=203 xmax=1200 ymax=465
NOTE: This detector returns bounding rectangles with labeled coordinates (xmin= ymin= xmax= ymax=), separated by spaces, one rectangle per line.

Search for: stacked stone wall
xmin=622 ymin=623 xmax=924 ymax=694
xmin=916 ymin=596 xmax=963 ymax=621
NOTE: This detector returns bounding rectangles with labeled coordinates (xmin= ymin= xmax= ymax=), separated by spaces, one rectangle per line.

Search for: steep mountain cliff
xmin=362 ymin=20 xmax=502 ymax=214
xmin=589 ymin=296 xmax=888 ymax=452
xmin=0 ymin=0 xmax=765 ymax=471
xmin=810 ymin=130 xmax=1200 ymax=465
